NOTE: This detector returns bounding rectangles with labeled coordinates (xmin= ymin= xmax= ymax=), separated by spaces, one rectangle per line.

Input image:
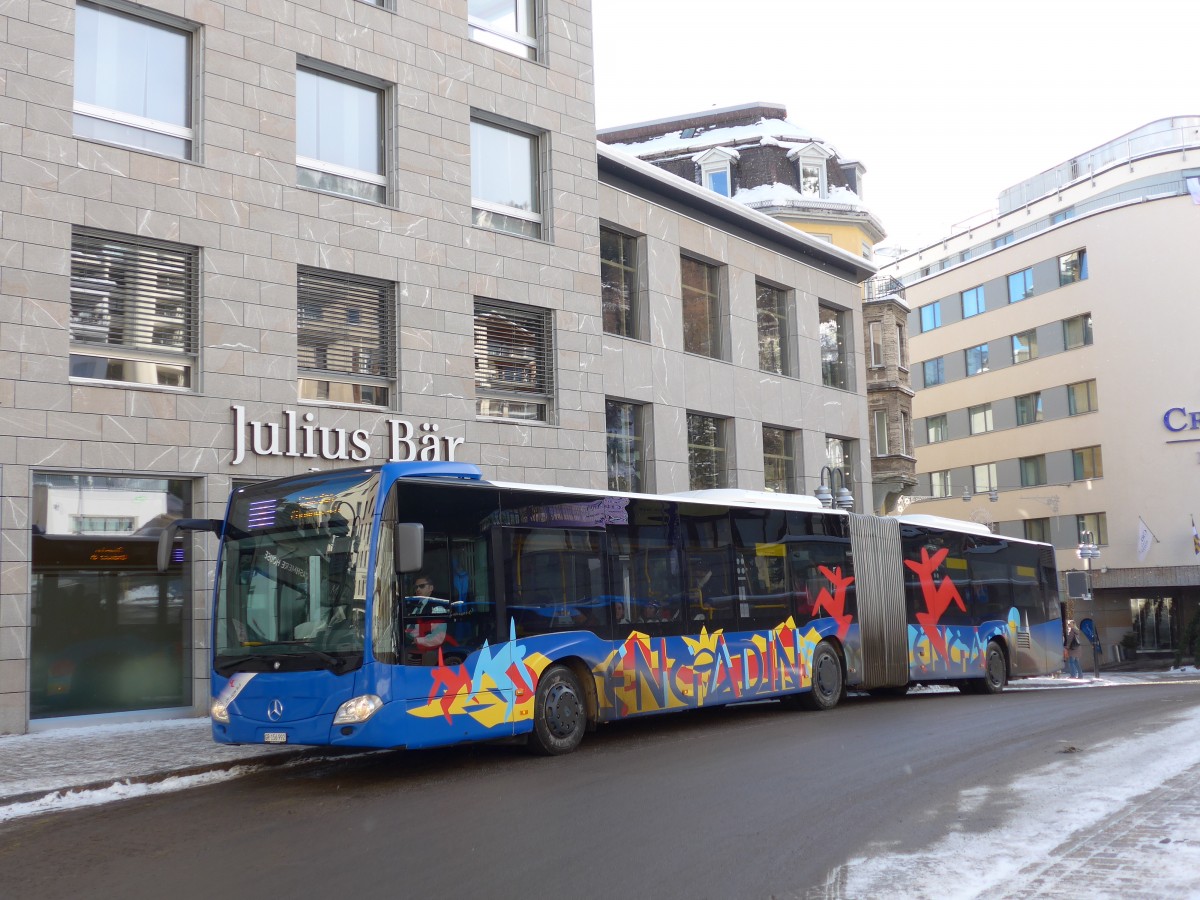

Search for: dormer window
xmin=695 ymin=147 xmax=737 ymax=198
xmin=789 ymin=144 xmax=831 ymax=199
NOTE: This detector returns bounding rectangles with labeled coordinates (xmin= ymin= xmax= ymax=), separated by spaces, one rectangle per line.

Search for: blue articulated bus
xmin=160 ymin=462 xmax=1064 ymax=755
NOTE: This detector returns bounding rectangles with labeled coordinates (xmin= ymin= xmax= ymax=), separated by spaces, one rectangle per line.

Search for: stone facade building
xmin=0 ymin=0 xmax=874 ymax=732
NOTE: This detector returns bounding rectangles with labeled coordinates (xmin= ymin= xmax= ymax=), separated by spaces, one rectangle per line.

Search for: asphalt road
xmin=2 ymin=682 xmax=1198 ymax=900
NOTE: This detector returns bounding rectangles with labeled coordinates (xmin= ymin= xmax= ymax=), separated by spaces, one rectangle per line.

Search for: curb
xmin=0 ymin=746 xmax=318 ymax=809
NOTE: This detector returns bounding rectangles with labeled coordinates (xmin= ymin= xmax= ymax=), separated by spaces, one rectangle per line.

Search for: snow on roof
xmin=608 ymin=117 xmax=825 ymax=159
xmin=734 ymin=182 xmax=867 ymax=211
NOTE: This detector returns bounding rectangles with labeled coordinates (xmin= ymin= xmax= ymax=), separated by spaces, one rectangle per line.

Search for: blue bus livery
xmin=161 ymin=462 xmax=1064 ymax=754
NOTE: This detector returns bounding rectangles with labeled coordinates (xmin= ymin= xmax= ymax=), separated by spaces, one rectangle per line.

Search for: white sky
xmin=592 ymin=0 xmax=1200 ymax=253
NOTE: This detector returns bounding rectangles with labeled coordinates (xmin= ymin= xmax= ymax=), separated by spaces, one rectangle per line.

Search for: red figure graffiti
xmin=812 ymin=565 xmax=854 ymax=639
xmin=905 ymin=547 xmax=965 ymax=662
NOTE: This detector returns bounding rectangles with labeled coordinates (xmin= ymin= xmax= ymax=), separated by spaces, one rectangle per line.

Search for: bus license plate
xmin=263 ymin=732 xmax=288 ymax=744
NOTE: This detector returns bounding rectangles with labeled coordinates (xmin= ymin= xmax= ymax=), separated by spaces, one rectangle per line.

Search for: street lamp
xmin=816 ymin=466 xmax=855 ymax=511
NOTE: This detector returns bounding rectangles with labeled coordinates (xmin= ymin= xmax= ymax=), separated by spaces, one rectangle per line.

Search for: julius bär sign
xmin=231 ymin=405 xmax=464 ymax=466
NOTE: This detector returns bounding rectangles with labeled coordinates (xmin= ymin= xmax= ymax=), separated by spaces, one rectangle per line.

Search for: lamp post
xmin=816 ymin=466 xmax=855 ymax=511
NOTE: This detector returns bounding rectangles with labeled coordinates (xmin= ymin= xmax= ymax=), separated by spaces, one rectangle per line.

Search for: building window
xmin=681 ymin=256 xmax=722 ymax=358
xmin=919 ymin=302 xmax=942 ymax=332
xmin=873 ymin=409 xmax=889 ymax=456
xmin=923 ymin=357 xmax=945 ymax=387
xmin=896 ymin=323 xmax=907 ymax=369
xmin=468 ymin=0 xmax=537 ymax=59
xmin=973 ymin=463 xmax=998 ymax=493
xmin=798 ymin=156 xmax=826 ymax=197
xmin=297 ymin=268 xmax=395 ymax=407
xmin=73 ymin=2 xmax=193 ymax=159
xmin=965 ymin=343 xmax=989 ymax=376
xmin=869 ymin=321 xmax=884 ymax=368
xmin=1077 ymin=512 xmax=1107 ymax=545
xmin=1073 ymin=446 xmax=1104 ymax=480
xmin=700 ymin=157 xmax=732 ymax=196
xmin=762 ymin=426 xmax=795 ymax=494
xmin=931 ymin=470 xmax=952 ymax=498
xmin=969 ymin=404 xmax=993 ymax=435
xmin=826 ymin=436 xmax=854 ymax=491
xmin=69 ymin=228 xmax=198 ymax=388
xmin=601 ymin=227 xmax=639 ymax=338
xmin=819 ymin=305 xmax=850 ymax=389
xmin=1052 ymin=208 xmax=1075 ymax=224
xmin=993 ymin=233 xmax=1013 ymax=248
xmin=687 ymin=413 xmax=726 ymax=490
xmin=1059 ymin=249 xmax=1088 ymax=285
xmin=296 ymin=67 xmax=385 ymax=204
xmin=961 ymin=286 xmax=985 ymax=318
xmin=1024 ymin=518 xmax=1050 ymax=542
xmin=1007 ymin=268 xmax=1034 ymax=303
xmin=899 ymin=411 xmax=909 ymax=455
xmin=1015 ymin=392 xmax=1043 ymax=426
xmin=471 ymin=118 xmax=542 ymax=238
xmin=1012 ymin=329 xmax=1038 ymax=364
xmin=756 ymin=282 xmax=789 ymax=374
xmin=474 ymin=299 xmax=553 ymax=421
xmin=926 ymin=414 xmax=948 ymax=443
xmin=1064 ymin=313 xmax=1093 ymax=349
xmin=606 ymin=399 xmax=644 ymax=492
xmin=1068 ymin=379 xmax=1098 ymax=415
xmin=1020 ymin=454 xmax=1047 ymax=487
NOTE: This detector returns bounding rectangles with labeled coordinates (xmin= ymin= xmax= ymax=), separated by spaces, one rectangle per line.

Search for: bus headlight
xmin=333 ymin=694 xmax=383 ymax=724
xmin=211 ymin=699 xmax=230 ymax=723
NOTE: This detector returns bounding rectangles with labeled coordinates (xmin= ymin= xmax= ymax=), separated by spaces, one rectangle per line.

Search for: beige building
xmin=884 ymin=117 xmax=1200 ymax=663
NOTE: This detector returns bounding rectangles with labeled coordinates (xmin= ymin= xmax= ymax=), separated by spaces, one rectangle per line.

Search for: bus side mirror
xmin=157 ymin=521 xmax=181 ymax=573
xmin=156 ymin=518 xmax=223 ymax=573
xmin=395 ymin=523 xmax=424 ymax=573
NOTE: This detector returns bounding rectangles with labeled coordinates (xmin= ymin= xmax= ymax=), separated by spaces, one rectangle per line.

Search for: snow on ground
xmin=823 ymin=672 xmax=1200 ymax=899
xmin=0 ymin=767 xmax=254 ymax=823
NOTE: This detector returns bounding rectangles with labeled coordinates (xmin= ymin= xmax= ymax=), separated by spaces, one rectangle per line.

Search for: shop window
xmin=30 ymin=473 xmax=193 ymax=719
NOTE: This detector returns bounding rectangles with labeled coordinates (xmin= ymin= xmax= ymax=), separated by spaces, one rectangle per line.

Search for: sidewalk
xmin=0 ymin=669 xmax=1194 ymax=817
xmin=0 ymin=717 xmax=312 ymax=811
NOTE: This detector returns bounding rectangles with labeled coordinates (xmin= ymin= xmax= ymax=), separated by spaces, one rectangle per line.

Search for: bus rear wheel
xmin=799 ymin=641 xmax=844 ymax=711
xmin=528 ymin=664 xmax=586 ymax=755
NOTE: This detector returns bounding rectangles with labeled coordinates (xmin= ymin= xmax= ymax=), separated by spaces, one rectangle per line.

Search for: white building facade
xmin=886 ymin=117 xmax=1200 ymax=662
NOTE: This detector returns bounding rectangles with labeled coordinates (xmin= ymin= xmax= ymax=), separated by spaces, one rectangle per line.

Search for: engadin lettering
xmin=231 ymin=406 xmax=463 ymax=465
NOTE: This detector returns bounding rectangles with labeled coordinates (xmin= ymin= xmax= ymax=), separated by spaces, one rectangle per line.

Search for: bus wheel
xmin=800 ymin=642 xmax=844 ymax=711
xmin=528 ymin=665 xmax=586 ymax=755
xmin=980 ymin=641 xmax=1007 ymax=694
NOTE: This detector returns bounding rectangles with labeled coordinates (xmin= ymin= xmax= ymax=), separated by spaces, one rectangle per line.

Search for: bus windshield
xmin=213 ymin=469 xmax=380 ymax=676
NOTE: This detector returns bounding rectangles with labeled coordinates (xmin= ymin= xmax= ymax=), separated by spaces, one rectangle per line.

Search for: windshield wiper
xmin=215 ymin=649 xmax=352 ymax=675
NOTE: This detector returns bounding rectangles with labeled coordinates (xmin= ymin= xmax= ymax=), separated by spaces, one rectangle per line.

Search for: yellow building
xmin=598 ymin=102 xmax=885 ymax=260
